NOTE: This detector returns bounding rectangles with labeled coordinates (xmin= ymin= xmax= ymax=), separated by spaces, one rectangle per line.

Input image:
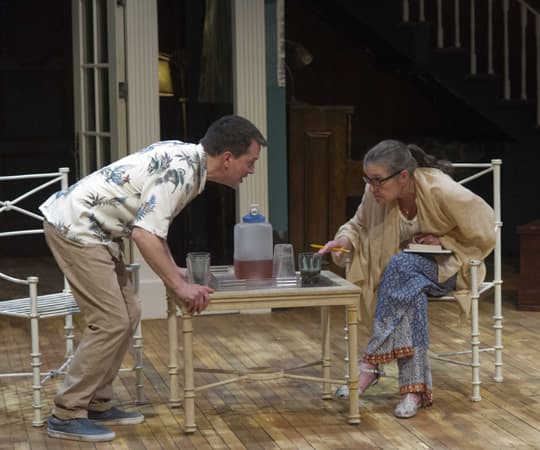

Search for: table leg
xmin=166 ymin=293 xmax=181 ymax=406
xmin=346 ymin=303 xmax=360 ymax=424
xmin=182 ymin=311 xmax=196 ymax=433
xmin=321 ymin=306 xmax=332 ymax=399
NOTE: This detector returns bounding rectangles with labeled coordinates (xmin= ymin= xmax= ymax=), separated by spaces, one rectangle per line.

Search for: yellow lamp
xmin=158 ymin=53 xmax=174 ymax=97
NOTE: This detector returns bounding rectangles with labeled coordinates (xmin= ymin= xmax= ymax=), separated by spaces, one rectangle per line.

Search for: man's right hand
xmin=131 ymin=227 xmax=214 ymax=314
xmin=172 ymin=283 xmax=214 ymax=314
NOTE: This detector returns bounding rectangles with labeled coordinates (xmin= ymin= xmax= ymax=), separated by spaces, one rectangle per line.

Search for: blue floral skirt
xmin=362 ymin=251 xmax=456 ymax=406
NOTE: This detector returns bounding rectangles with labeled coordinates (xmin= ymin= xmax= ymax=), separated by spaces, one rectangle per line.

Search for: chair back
xmin=451 ymin=160 xmax=502 ymax=283
xmin=0 ymin=168 xmax=70 ymax=287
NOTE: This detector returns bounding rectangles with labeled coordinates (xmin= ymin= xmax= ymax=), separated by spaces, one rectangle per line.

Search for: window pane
xmin=85 ymin=135 xmax=97 ymax=173
xmin=83 ymin=0 xmax=94 ymax=63
xmin=101 ymin=136 xmax=111 ymax=165
xmin=84 ymin=68 xmax=96 ymax=131
xmin=98 ymin=69 xmax=110 ymax=133
xmin=97 ymin=0 xmax=108 ymax=63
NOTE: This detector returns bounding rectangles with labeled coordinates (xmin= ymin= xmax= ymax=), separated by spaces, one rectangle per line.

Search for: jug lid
xmin=242 ymin=203 xmax=265 ymax=223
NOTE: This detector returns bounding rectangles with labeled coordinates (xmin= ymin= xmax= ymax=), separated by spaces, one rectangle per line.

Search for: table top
xmin=195 ymin=268 xmax=361 ymax=312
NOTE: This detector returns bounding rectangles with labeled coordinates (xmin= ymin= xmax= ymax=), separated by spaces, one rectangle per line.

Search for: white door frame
xmin=232 ymin=0 xmax=269 ymax=222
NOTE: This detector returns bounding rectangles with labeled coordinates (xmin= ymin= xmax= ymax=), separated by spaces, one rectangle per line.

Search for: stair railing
xmin=403 ymin=0 xmax=540 ymax=126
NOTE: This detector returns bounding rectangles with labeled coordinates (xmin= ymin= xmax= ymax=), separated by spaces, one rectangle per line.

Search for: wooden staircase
xmin=331 ymin=0 xmax=540 ymax=146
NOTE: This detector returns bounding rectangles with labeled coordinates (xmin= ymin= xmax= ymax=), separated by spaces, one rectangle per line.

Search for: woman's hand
xmin=412 ymin=232 xmax=441 ymax=246
xmin=317 ymin=237 xmax=351 ymax=255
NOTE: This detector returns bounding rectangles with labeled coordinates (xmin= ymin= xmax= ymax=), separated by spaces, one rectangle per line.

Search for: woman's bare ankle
xmin=359 ymin=362 xmax=376 ymax=370
xmin=403 ymin=393 xmax=421 ymax=405
xmin=358 ymin=363 xmax=379 ymax=393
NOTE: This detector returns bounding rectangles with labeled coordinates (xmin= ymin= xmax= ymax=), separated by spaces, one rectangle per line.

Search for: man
xmin=41 ymin=115 xmax=267 ymax=442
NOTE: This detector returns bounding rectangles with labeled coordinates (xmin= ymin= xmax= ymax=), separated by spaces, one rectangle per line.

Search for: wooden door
xmin=288 ymin=104 xmax=354 ymax=274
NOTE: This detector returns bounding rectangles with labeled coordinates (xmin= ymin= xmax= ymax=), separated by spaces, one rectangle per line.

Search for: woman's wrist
xmin=336 ymin=236 xmax=351 ymax=249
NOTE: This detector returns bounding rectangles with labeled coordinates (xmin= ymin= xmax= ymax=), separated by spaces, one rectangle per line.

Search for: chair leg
xmin=129 ymin=262 xmax=144 ymax=403
xmin=470 ymin=261 xmax=481 ymax=402
xmin=493 ymin=279 xmax=504 ymax=382
xmin=492 ymin=160 xmax=504 ymax=382
xmin=30 ymin=314 xmax=44 ymax=426
xmin=133 ymin=321 xmax=144 ymax=404
xmin=64 ymin=314 xmax=75 ymax=365
xmin=334 ymin=307 xmax=351 ymax=399
xmin=27 ymin=279 xmax=44 ymax=427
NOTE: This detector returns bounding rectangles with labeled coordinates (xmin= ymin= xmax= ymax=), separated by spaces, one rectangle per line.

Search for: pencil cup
xmin=272 ymin=244 xmax=296 ymax=278
xmin=298 ymin=252 xmax=322 ymax=286
xmin=186 ymin=252 xmax=211 ymax=285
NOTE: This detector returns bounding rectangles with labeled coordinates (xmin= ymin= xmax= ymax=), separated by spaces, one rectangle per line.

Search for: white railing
xmin=403 ymin=0 xmax=540 ymax=126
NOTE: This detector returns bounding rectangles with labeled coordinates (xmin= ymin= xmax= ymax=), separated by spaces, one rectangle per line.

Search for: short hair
xmin=200 ymin=115 xmax=268 ymax=157
xmin=363 ymin=140 xmax=453 ymax=175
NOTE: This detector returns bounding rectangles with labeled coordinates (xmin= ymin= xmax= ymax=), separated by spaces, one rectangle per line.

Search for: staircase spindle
xmin=521 ymin=4 xmax=528 ymax=100
xmin=536 ymin=15 xmax=540 ymax=125
xmin=437 ymin=0 xmax=444 ymax=47
xmin=419 ymin=0 xmax=425 ymax=21
xmin=503 ymin=0 xmax=511 ymax=99
xmin=403 ymin=0 xmax=410 ymax=22
xmin=488 ymin=0 xmax=494 ymax=74
xmin=454 ymin=0 xmax=461 ymax=48
xmin=470 ymin=0 xmax=477 ymax=74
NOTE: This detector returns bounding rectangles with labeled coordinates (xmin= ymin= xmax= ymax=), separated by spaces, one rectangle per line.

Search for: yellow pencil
xmin=309 ymin=243 xmax=351 ymax=253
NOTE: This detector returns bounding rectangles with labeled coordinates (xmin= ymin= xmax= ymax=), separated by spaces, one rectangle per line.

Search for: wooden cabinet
xmin=288 ymin=104 xmax=361 ymax=274
xmin=517 ymin=220 xmax=540 ymax=311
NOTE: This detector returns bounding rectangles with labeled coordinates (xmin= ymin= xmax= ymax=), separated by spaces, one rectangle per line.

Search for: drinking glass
xmin=298 ymin=252 xmax=322 ymax=286
xmin=272 ymin=244 xmax=296 ymax=278
xmin=186 ymin=252 xmax=211 ymax=285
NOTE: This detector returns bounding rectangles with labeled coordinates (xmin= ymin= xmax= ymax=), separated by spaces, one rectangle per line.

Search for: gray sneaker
xmin=88 ymin=406 xmax=144 ymax=426
xmin=47 ymin=416 xmax=115 ymax=442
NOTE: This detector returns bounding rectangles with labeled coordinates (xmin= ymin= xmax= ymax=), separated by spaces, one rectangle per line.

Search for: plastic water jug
xmin=234 ymin=204 xmax=273 ymax=279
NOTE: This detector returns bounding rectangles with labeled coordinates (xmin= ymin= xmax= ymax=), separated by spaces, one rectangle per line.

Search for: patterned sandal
xmin=394 ymin=394 xmax=421 ymax=418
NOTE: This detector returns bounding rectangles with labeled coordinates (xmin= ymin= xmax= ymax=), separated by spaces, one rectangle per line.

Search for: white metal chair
xmin=428 ymin=159 xmax=503 ymax=401
xmin=338 ymin=159 xmax=503 ymax=401
xmin=0 ymin=168 xmax=144 ymax=426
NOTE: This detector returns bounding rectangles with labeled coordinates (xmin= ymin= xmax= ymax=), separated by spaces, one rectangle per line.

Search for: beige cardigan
xmin=334 ymin=168 xmax=496 ymax=323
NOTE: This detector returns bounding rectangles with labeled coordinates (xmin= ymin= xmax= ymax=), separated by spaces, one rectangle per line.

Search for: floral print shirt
xmin=40 ymin=141 xmax=207 ymax=253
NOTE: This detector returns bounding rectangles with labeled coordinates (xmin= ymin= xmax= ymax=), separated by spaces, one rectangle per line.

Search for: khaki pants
xmin=43 ymin=222 xmax=141 ymax=420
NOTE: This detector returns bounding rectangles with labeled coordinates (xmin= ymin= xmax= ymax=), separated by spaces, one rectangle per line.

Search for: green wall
xmin=265 ymin=0 xmax=288 ymax=240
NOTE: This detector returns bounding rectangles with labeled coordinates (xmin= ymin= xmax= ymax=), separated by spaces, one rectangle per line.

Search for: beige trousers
xmin=44 ymin=222 xmax=141 ymax=420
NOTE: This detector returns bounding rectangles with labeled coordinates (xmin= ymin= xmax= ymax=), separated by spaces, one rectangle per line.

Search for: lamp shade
xmin=159 ymin=54 xmax=174 ymax=97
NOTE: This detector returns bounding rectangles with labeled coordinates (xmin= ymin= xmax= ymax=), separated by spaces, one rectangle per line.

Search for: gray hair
xmin=363 ymin=140 xmax=453 ymax=175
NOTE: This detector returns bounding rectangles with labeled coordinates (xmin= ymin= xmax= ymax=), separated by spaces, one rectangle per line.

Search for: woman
xmin=319 ymin=140 xmax=496 ymax=418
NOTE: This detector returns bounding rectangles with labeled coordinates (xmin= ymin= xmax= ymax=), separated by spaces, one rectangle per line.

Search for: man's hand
xmin=131 ymin=226 xmax=213 ymax=313
xmin=173 ymin=283 xmax=214 ymax=314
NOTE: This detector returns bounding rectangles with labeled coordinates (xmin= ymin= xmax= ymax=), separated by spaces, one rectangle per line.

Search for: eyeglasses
xmin=363 ymin=169 xmax=402 ymax=188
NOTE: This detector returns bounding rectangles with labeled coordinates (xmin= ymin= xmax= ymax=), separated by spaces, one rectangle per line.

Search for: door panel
xmin=72 ymin=0 xmax=127 ymax=178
